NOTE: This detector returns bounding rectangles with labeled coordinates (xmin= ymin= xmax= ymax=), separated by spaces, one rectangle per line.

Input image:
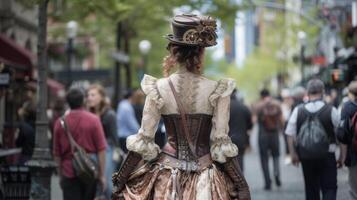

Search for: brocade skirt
xmin=120 ymin=159 xmax=239 ymax=200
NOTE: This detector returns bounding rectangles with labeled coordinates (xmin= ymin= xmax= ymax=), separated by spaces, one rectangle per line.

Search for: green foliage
xmin=224 ymin=50 xmax=283 ymax=102
xmin=209 ymin=7 xmax=321 ymax=102
xmin=17 ymin=0 xmax=44 ymax=7
xmin=46 ymin=0 xmax=243 ymax=87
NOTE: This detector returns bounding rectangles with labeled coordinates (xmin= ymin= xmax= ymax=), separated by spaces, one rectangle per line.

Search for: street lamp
xmin=138 ymin=40 xmax=151 ymax=80
xmin=298 ymin=31 xmax=307 ymax=82
xmin=66 ymin=20 xmax=78 ymax=88
xmin=27 ymin=1 xmax=56 ymax=199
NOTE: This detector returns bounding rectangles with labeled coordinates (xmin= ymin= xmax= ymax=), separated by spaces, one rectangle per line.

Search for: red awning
xmin=0 ymin=34 xmax=35 ymax=75
xmin=26 ymin=78 xmax=65 ymax=98
xmin=47 ymin=78 xmax=65 ymax=97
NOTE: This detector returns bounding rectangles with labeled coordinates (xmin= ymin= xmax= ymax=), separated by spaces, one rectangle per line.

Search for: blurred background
xmin=0 ymin=0 xmax=356 ymax=199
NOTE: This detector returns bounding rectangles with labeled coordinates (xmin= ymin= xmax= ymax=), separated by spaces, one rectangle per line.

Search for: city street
xmin=50 ymin=125 xmax=351 ymax=200
xmin=0 ymin=1 xmax=356 ymax=199
xmin=245 ymin=126 xmax=350 ymax=200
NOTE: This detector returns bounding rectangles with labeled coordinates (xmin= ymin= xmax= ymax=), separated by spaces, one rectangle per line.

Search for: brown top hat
xmin=165 ymin=14 xmax=217 ymax=47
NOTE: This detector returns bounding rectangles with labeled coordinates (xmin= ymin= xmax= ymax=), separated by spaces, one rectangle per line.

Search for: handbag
xmin=60 ymin=116 xmax=98 ymax=183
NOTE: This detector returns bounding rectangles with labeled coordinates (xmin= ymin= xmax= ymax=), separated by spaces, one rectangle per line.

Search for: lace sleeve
xmin=126 ymin=75 xmax=161 ymax=161
xmin=209 ymin=78 xmax=239 ymax=163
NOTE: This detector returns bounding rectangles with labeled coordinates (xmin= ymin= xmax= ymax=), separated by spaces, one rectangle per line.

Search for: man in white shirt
xmin=285 ymin=79 xmax=342 ymax=200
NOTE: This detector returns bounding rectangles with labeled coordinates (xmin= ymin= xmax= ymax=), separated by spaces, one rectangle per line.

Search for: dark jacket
xmin=337 ymin=100 xmax=357 ymax=167
xmin=228 ymin=96 xmax=253 ymax=150
xmin=16 ymin=121 xmax=35 ymax=164
xmin=101 ymin=108 xmax=118 ymax=146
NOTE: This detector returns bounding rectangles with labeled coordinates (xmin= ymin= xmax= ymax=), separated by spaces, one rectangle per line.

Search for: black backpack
xmin=296 ymin=104 xmax=331 ymax=159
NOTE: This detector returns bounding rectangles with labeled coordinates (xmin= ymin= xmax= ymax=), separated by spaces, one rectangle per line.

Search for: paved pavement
xmin=245 ymin=126 xmax=350 ymax=200
xmin=51 ymin=175 xmax=62 ymax=200
xmin=50 ymin=125 xmax=351 ymax=200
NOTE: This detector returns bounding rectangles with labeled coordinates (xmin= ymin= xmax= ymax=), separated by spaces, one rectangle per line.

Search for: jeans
xmin=300 ymin=153 xmax=337 ymax=200
xmin=105 ymin=145 xmax=116 ymax=199
xmin=61 ymin=176 xmax=96 ymax=200
xmin=258 ymin=130 xmax=280 ymax=187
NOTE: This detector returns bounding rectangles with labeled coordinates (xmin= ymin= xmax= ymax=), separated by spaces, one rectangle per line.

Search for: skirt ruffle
xmin=120 ymin=161 xmax=238 ymax=200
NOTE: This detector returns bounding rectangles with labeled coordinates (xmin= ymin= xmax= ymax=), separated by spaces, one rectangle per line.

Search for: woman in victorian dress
xmin=112 ymin=14 xmax=250 ymax=200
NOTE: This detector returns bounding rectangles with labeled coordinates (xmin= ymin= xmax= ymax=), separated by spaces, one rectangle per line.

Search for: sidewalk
xmin=51 ymin=175 xmax=62 ymax=200
xmin=50 ymin=125 xmax=351 ymax=200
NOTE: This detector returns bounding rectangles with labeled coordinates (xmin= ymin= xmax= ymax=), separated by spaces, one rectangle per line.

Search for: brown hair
xmin=87 ymin=84 xmax=110 ymax=115
xmin=162 ymin=43 xmax=205 ymax=77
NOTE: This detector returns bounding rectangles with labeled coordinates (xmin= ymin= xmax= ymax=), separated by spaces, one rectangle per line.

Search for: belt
xmin=157 ymin=153 xmax=212 ymax=172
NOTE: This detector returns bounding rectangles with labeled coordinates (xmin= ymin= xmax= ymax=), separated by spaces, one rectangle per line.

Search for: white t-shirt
xmin=285 ymin=100 xmax=340 ymax=152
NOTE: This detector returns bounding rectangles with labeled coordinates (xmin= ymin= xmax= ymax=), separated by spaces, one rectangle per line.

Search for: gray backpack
xmin=296 ymin=105 xmax=330 ymax=159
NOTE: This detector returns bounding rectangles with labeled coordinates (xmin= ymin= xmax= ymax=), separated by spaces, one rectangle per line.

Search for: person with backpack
xmin=337 ymin=81 xmax=357 ymax=199
xmin=285 ymin=79 xmax=342 ymax=200
xmin=255 ymin=89 xmax=284 ymax=190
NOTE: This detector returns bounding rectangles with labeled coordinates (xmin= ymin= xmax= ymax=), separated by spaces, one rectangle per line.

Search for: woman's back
xmin=145 ymin=70 xmax=217 ymax=115
xmin=112 ymin=14 xmax=250 ymax=200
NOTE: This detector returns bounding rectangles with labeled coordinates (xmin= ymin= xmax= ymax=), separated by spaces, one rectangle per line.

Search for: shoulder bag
xmin=60 ymin=116 xmax=98 ymax=183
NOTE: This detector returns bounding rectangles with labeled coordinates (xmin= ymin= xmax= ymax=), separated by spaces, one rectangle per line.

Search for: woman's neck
xmin=176 ymin=65 xmax=188 ymax=74
xmin=91 ymin=106 xmax=101 ymax=116
xmin=175 ymin=65 xmax=201 ymax=75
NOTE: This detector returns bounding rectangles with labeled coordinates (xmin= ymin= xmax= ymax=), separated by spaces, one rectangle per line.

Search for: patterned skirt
xmin=119 ymin=160 xmax=239 ymax=200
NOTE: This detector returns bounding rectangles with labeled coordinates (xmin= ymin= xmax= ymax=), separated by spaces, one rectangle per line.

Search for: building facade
xmin=0 ymin=0 xmax=38 ymax=152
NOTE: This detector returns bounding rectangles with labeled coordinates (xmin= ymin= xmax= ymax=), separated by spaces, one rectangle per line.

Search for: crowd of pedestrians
xmin=227 ymin=78 xmax=357 ymax=200
xmin=34 ymin=76 xmax=357 ymax=200
xmin=51 ymin=85 xmax=146 ymax=200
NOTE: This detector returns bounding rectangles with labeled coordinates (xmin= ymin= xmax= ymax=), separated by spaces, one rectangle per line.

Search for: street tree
xmin=47 ymin=0 xmax=245 ymax=83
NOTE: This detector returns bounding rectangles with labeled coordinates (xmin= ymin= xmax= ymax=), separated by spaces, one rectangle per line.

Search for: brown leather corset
xmin=162 ymin=114 xmax=212 ymax=161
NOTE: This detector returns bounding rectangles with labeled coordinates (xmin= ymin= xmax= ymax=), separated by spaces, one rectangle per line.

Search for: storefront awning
xmin=0 ymin=34 xmax=35 ymax=77
xmin=26 ymin=78 xmax=65 ymax=98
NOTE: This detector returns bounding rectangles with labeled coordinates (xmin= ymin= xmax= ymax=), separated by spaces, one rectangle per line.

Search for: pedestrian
xmin=49 ymin=99 xmax=65 ymax=134
xmin=255 ymin=89 xmax=284 ymax=190
xmin=87 ymin=84 xmax=119 ymax=199
xmin=49 ymin=99 xmax=65 ymax=152
xmin=337 ymin=81 xmax=357 ymax=199
xmin=112 ymin=14 xmax=250 ymax=200
xmin=116 ymin=89 xmax=140 ymax=153
xmin=281 ymin=89 xmax=293 ymax=164
xmin=131 ymin=89 xmax=167 ymax=149
xmin=132 ymin=89 xmax=145 ymax=125
xmin=16 ymin=101 xmax=36 ymax=165
xmin=53 ymin=88 xmax=107 ymax=200
xmin=229 ymin=89 xmax=253 ymax=172
xmin=291 ymin=86 xmax=306 ymax=109
xmin=285 ymin=79 xmax=343 ymax=200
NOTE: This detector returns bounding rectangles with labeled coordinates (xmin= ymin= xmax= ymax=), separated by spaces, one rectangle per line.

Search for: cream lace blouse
xmin=126 ymin=70 xmax=238 ymax=163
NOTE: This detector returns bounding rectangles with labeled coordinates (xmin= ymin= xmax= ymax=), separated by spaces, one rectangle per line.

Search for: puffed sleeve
xmin=126 ymin=75 xmax=162 ymax=161
xmin=209 ymin=78 xmax=239 ymax=163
